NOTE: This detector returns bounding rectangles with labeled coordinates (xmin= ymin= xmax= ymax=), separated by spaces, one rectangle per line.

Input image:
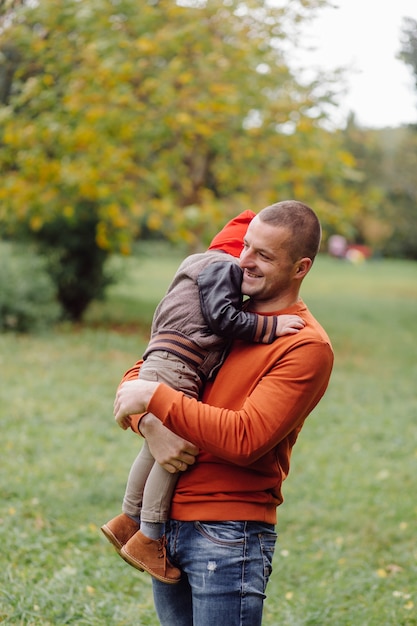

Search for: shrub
xmin=0 ymin=240 xmax=61 ymax=332
xmin=34 ymin=211 xmax=114 ymax=322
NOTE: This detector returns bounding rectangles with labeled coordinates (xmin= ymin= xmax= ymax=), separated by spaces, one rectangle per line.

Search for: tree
xmin=400 ymin=16 xmax=417 ymax=91
xmin=0 ymin=0 xmax=360 ymax=319
xmin=374 ymin=16 xmax=417 ymax=260
xmin=374 ymin=127 xmax=417 ymax=259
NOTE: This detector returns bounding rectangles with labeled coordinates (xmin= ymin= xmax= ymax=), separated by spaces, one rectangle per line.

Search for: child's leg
xmin=118 ymin=462 xmax=182 ymax=583
xmin=115 ymin=353 xmax=201 ymax=582
xmin=101 ymin=439 xmax=155 ymax=551
xmin=102 ymin=352 xmax=198 ymax=565
xmin=138 ymin=351 xmax=200 ymax=540
xmin=122 ymin=439 xmax=155 ymax=521
xmin=140 ymin=462 xmax=180 ymax=539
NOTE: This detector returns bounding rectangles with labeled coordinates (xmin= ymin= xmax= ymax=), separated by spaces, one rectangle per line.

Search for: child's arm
xmin=197 ymin=261 xmax=304 ymax=344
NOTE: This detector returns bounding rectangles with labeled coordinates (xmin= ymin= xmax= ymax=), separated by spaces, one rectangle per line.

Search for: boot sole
xmin=100 ymin=524 xmax=124 ymax=553
xmin=120 ymin=547 xmax=180 ymax=585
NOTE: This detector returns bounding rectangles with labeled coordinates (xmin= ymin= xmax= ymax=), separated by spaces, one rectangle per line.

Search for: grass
xmin=1 ymin=249 xmax=416 ymax=625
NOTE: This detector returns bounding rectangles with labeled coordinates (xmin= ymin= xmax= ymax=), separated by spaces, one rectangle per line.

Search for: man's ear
xmin=295 ymin=257 xmax=313 ymax=278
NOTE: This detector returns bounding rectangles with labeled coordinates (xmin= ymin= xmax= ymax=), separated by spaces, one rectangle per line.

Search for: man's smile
xmin=243 ymin=268 xmax=262 ymax=279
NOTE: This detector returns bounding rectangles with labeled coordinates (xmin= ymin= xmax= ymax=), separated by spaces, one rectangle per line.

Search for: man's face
xmin=239 ymin=216 xmax=300 ymax=311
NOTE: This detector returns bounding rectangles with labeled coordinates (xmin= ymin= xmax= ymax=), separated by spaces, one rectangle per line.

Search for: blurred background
xmin=0 ymin=0 xmax=416 ymax=324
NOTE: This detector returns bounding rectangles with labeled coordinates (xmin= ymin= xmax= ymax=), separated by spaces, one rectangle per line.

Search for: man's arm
xmin=139 ymin=413 xmax=199 ymax=474
xmin=115 ymin=339 xmax=334 ymax=467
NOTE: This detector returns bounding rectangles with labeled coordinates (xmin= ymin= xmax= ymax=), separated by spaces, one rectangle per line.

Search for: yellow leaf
xmin=63 ymin=205 xmax=74 ymax=219
xmin=147 ymin=213 xmax=163 ymax=231
xmin=136 ymin=38 xmax=157 ymax=53
xmin=43 ymin=74 xmax=54 ymax=86
xmin=176 ymin=112 xmax=193 ymax=125
xmin=177 ymin=72 xmax=193 ymax=85
xmin=30 ymin=216 xmax=43 ymax=231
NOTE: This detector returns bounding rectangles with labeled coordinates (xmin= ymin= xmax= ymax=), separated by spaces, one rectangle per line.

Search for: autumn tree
xmin=333 ymin=16 xmax=417 ymax=260
xmin=0 ymin=0 xmax=360 ymax=320
xmin=372 ymin=15 xmax=417 ymax=260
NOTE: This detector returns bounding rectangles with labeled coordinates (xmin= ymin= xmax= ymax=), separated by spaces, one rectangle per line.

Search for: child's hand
xmin=114 ymin=379 xmax=159 ymax=426
xmin=115 ymin=413 xmax=132 ymax=430
xmin=276 ymin=314 xmax=305 ymax=337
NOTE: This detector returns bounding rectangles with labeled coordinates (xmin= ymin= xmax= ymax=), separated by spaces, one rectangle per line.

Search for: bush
xmin=34 ymin=211 xmax=114 ymax=321
xmin=0 ymin=241 xmax=61 ymax=332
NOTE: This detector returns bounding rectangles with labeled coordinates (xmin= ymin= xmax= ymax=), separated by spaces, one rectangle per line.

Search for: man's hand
xmin=113 ymin=380 xmax=199 ymax=473
xmin=139 ymin=413 xmax=199 ymax=474
xmin=276 ymin=314 xmax=305 ymax=337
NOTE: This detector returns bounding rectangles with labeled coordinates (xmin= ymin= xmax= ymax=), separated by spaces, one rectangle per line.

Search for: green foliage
xmin=0 ymin=1 xmax=360 ymax=263
xmin=0 ymin=240 xmax=61 ymax=332
xmin=340 ymin=121 xmax=417 ymax=259
xmin=382 ymin=191 xmax=417 ymax=260
xmin=1 ymin=251 xmax=417 ymax=624
xmin=34 ymin=209 xmax=114 ymax=321
xmin=2 ymin=0 xmax=416 ymax=325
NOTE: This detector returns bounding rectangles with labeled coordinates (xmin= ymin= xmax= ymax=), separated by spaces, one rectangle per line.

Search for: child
xmin=101 ymin=210 xmax=304 ymax=584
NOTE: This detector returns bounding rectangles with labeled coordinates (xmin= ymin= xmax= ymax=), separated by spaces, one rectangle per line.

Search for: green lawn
xmin=1 ymin=251 xmax=416 ymax=625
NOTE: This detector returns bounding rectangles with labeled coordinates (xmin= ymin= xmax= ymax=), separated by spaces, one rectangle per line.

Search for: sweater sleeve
xmin=197 ymin=261 xmax=278 ymax=344
xmin=147 ymin=339 xmax=334 ymax=466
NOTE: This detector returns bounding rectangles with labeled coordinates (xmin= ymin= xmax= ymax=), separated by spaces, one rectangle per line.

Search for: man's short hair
xmin=258 ymin=200 xmax=322 ymax=262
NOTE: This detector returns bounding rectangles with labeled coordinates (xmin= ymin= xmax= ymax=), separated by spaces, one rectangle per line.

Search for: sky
xmin=296 ymin=0 xmax=417 ymax=128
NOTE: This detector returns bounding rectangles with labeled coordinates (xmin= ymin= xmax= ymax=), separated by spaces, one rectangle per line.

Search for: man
xmin=113 ymin=200 xmax=334 ymax=626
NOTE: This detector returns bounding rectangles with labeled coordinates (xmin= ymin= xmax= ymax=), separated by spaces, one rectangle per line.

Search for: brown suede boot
xmin=120 ymin=530 xmax=181 ymax=584
xmin=100 ymin=513 xmax=140 ymax=553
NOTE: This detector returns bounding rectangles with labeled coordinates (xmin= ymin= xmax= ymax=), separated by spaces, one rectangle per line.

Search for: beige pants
xmin=122 ymin=351 xmax=201 ymax=523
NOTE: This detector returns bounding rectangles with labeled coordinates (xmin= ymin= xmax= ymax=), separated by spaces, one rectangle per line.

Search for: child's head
xmin=208 ymin=210 xmax=256 ymax=258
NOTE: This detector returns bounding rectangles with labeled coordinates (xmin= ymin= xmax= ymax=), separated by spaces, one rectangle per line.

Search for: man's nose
xmin=240 ymin=247 xmax=252 ymax=266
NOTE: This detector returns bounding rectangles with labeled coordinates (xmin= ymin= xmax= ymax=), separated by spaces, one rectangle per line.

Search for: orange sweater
xmin=123 ymin=300 xmax=333 ymax=525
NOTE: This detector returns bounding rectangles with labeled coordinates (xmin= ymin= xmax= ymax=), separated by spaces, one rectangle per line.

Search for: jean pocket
xmin=194 ymin=521 xmax=245 ymax=546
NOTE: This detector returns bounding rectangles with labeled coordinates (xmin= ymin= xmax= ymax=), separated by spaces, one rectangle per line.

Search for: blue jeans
xmin=152 ymin=520 xmax=277 ymax=626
